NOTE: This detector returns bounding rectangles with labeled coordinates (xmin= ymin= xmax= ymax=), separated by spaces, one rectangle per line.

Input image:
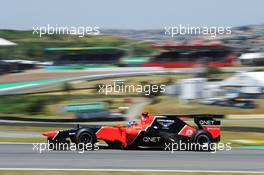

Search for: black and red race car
xmin=42 ymin=112 xmax=222 ymax=150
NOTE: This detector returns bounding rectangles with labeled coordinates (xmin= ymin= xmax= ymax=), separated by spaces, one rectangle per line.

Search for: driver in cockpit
xmin=140 ymin=112 xmax=150 ymax=125
xmin=128 ymin=112 xmax=151 ymax=127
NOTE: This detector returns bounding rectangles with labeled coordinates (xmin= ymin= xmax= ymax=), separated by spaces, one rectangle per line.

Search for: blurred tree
xmin=26 ymin=99 xmax=47 ymax=115
xmin=203 ymin=66 xmax=223 ymax=78
xmin=62 ymin=82 xmax=74 ymax=94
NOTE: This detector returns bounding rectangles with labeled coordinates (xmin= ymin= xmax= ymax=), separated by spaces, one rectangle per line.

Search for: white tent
xmin=0 ymin=38 xmax=17 ymax=47
xmin=222 ymin=72 xmax=264 ymax=90
xmin=239 ymin=52 xmax=264 ymax=65
xmin=239 ymin=53 xmax=264 ymax=60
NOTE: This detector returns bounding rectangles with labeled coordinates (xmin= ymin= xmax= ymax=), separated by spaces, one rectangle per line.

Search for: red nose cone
xmin=42 ymin=131 xmax=58 ymax=138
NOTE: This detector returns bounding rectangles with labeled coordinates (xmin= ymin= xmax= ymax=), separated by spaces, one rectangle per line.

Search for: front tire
xmin=75 ymin=128 xmax=96 ymax=150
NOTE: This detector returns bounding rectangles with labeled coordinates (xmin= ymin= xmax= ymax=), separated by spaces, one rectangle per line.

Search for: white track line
xmin=0 ymin=142 xmax=35 ymax=145
xmin=0 ymin=84 xmax=37 ymax=92
xmin=0 ymin=168 xmax=263 ymax=173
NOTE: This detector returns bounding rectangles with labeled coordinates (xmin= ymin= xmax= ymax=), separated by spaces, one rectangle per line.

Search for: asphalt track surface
xmin=0 ymin=143 xmax=263 ymax=172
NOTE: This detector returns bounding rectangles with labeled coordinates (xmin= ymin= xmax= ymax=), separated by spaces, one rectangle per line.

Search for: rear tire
xmin=191 ymin=130 xmax=213 ymax=151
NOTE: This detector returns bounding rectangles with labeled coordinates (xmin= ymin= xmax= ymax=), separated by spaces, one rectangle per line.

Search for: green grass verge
xmin=221 ymin=131 xmax=263 ymax=147
xmin=222 ymin=121 xmax=264 ymax=128
xmin=240 ymin=146 xmax=264 ymax=149
xmin=0 ymin=126 xmax=67 ymax=132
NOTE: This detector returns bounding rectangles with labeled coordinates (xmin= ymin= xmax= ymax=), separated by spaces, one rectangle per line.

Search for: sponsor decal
xmin=143 ymin=137 xmax=161 ymax=143
xmin=199 ymin=120 xmax=215 ymax=125
xmin=157 ymin=119 xmax=174 ymax=129
xmin=186 ymin=129 xmax=193 ymax=135
xmin=178 ymin=125 xmax=196 ymax=137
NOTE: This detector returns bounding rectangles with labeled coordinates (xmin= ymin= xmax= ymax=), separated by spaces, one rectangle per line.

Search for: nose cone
xmin=42 ymin=131 xmax=58 ymax=138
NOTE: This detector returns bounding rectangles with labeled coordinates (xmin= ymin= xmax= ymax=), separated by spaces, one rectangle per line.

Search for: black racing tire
xmin=75 ymin=128 xmax=97 ymax=150
xmin=191 ymin=130 xmax=213 ymax=151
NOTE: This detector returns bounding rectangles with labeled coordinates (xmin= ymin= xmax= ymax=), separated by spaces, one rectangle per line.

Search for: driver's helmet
xmin=141 ymin=112 xmax=149 ymax=124
xmin=128 ymin=121 xmax=136 ymax=127
xmin=142 ymin=112 xmax=148 ymax=117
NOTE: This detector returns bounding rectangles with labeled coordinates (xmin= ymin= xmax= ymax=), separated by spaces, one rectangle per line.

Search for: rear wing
xmin=193 ymin=115 xmax=221 ymax=129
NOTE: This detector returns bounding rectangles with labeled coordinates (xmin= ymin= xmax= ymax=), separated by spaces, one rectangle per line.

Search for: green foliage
xmin=0 ymin=95 xmax=66 ymax=115
xmin=25 ymin=99 xmax=47 ymax=115
xmin=0 ymin=30 xmax=156 ymax=61
xmin=203 ymin=66 xmax=223 ymax=78
xmin=129 ymin=42 xmax=156 ymax=56
xmin=62 ymin=82 xmax=74 ymax=93
xmin=163 ymin=77 xmax=174 ymax=85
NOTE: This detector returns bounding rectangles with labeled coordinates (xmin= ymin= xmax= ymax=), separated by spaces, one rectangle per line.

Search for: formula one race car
xmin=42 ymin=112 xmax=222 ymax=150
